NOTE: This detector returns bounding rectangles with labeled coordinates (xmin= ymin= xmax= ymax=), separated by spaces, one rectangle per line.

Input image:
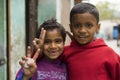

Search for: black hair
xmin=36 ymin=19 xmax=66 ymax=42
xmin=70 ymin=3 xmax=99 ymax=23
xmin=118 ymin=24 xmax=120 ymax=33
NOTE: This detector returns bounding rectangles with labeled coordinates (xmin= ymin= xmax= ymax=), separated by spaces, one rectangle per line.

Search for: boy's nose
xmin=79 ymin=27 xmax=86 ymax=33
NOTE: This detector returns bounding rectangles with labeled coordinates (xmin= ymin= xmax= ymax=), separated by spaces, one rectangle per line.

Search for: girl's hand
xmin=32 ymin=28 xmax=46 ymax=58
xmin=65 ymin=31 xmax=73 ymax=40
xmin=19 ymin=46 xmax=40 ymax=80
xmin=33 ymin=28 xmax=46 ymax=50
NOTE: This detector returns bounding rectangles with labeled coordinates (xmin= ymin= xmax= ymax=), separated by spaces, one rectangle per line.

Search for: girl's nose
xmin=50 ymin=43 xmax=56 ymax=48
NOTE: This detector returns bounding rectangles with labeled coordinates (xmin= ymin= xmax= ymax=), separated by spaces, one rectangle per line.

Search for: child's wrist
xmin=23 ymin=75 xmax=31 ymax=80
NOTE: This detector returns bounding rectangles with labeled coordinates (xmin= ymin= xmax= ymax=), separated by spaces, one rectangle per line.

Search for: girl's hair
xmin=70 ymin=3 xmax=99 ymax=23
xmin=36 ymin=19 xmax=66 ymax=42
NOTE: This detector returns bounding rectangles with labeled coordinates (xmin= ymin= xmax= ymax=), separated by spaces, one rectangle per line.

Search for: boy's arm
xmin=109 ymin=54 xmax=120 ymax=80
xmin=116 ymin=56 xmax=120 ymax=80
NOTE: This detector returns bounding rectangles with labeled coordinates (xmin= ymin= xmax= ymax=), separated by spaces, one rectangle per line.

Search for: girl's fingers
xmin=27 ymin=62 xmax=37 ymax=68
xmin=19 ymin=47 xmax=39 ymax=68
xmin=27 ymin=46 xmax=31 ymax=57
xmin=33 ymin=38 xmax=39 ymax=49
xmin=39 ymin=28 xmax=46 ymax=41
xmin=66 ymin=31 xmax=73 ymax=40
xmin=38 ymin=28 xmax=46 ymax=49
xmin=22 ymin=49 xmax=40 ymax=68
xmin=32 ymin=28 xmax=46 ymax=50
xmin=19 ymin=60 xmax=26 ymax=67
xmin=33 ymin=49 xmax=40 ymax=61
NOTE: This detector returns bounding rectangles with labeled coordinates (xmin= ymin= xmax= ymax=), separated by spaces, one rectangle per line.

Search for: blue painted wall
xmin=38 ymin=0 xmax=56 ymax=26
xmin=10 ymin=0 xmax=25 ymax=79
xmin=0 ymin=0 xmax=7 ymax=79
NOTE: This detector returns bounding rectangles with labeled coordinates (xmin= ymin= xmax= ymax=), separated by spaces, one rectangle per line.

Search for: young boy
xmin=32 ymin=3 xmax=120 ymax=80
xmin=63 ymin=2 xmax=120 ymax=80
xmin=16 ymin=19 xmax=67 ymax=80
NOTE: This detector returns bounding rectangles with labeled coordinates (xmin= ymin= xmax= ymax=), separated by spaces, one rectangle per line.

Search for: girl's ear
xmin=96 ymin=23 xmax=101 ymax=33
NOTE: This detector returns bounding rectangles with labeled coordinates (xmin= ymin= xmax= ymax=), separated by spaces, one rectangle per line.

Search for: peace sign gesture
xmin=32 ymin=28 xmax=46 ymax=57
xmin=33 ymin=28 xmax=46 ymax=49
xmin=19 ymin=46 xmax=40 ymax=80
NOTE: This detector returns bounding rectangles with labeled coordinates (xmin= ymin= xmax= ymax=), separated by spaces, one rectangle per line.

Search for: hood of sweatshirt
xmin=62 ymin=38 xmax=109 ymax=60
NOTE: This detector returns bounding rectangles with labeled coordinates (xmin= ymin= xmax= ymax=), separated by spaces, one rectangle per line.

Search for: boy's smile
xmin=70 ymin=13 xmax=100 ymax=45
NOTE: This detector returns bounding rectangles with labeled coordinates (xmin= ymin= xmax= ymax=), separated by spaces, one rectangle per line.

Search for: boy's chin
xmin=77 ymin=41 xmax=90 ymax=45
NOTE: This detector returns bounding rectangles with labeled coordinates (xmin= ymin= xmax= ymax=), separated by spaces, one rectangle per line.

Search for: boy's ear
xmin=96 ymin=23 xmax=101 ymax=33
xmin=69 ymin=24 xmax=73 ymax=33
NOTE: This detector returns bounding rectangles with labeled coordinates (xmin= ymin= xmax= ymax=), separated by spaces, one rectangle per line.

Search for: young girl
xmin=16 ymin=19 xmax=67 ymax=80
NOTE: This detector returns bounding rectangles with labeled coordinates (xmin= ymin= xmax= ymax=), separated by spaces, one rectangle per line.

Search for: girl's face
xmin=70 ymin=13 xmax=100 ymax=45
xmin=43 ymin=29 xmax=64 ymax=60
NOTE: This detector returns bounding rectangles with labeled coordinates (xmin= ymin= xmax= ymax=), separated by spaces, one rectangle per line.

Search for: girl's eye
xmin=44 ymin=40 xmax=50 ymax=44
xmin=55 ymin=39 xmax=63 ymax=44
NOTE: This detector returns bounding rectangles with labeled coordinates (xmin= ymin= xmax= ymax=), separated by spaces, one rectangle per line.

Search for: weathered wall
xmin=10 ymin=0 xmax=25 ymax=79
xmin=0 ymin=0 xmax=7 ymax=79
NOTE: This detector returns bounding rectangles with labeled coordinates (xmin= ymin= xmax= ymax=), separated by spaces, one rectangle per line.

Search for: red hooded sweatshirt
xmin=63 ymin=38 xmax=120 ymax=80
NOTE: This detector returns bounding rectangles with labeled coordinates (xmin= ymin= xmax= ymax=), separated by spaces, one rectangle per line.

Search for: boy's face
xmin=43 ymin=29 xmax=64 ymax=60
xmin=70 ymin=13 xmax=100 ymax=45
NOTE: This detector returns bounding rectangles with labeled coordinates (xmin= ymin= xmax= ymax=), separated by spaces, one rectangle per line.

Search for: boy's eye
xmin=72 ymin=23 xmax=93 ymax=29
xmin=85 ymin=23 xmax=93 ymax=28
xmin=72 ymin=24 xmax=82 ymax=28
